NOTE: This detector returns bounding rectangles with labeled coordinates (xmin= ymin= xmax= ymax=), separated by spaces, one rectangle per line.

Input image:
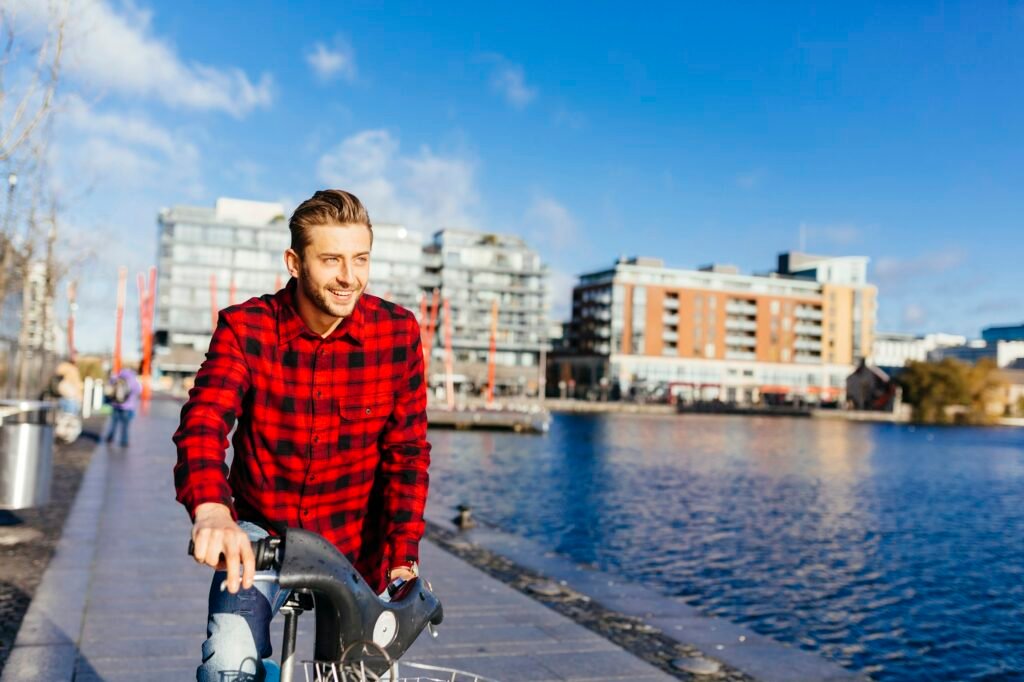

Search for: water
xmin=426 ymin=413 xmax=1024 ymax=681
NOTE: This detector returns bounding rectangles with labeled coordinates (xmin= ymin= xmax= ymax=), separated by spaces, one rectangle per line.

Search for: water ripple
xmin=428 ymin=414 xmax=1024 ymax=681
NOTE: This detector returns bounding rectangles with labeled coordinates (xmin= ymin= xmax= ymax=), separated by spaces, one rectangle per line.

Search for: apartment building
xmin=154 ymin=200 xmax=548 ymax=395
xmin=154 ymin=198 xmax=291 ymax=380
xmin=556 ymin=252 xmax=877 ymax=404
xmin=871 ymin=332 xmax=967 ymax=372
xmin=424 ymin=228 xmax=549 ymax=396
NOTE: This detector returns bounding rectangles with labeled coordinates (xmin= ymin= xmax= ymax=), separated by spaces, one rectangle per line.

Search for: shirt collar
xmin=276 ymin=278 xmax=366 ymax=347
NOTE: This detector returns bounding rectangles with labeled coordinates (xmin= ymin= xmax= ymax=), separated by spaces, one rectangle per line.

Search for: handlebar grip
xmin=187 ymin=536 xmax=280 ymax=571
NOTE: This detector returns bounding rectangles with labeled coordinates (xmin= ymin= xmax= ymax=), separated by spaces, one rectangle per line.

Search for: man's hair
xmin=289 ymin=189 xmax=373 ymax=256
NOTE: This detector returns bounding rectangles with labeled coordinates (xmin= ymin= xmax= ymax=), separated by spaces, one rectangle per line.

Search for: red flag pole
xmin=113 ymin=267 xmax=127 ymax=374
xmin=209 ymin=274 xmax=218 ymax=333
xmin=137 ymin=268 xmax=157 ymax=403
xmin=443 ymin=297 xmax=455 ymax=410
xmin=487 ymin=299 xmax=498 ymax=405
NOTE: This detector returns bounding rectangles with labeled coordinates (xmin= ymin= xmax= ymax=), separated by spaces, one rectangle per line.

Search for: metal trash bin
xmin=0 ymin=400 xmax=56 ymax=509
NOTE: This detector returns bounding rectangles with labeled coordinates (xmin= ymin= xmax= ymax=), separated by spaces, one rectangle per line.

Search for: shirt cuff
xmin=388 ymin=537 xmax=421 ymax=569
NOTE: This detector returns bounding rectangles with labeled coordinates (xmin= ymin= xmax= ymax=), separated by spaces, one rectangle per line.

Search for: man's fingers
xmin=239 ymin=536 xmax=256 ymax=590
xmin=223 ymin=535 xmax=242 ymax=594
xmin=192 ymin=528 xmax=210 ymax=565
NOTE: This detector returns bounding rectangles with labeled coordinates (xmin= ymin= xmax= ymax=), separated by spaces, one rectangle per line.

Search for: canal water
xmin=427 ymin=413 xmax=1024 ymax=681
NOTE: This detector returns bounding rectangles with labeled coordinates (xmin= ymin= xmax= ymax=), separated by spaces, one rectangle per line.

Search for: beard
xmin=299 ymin=262 xmax=362 ymax=319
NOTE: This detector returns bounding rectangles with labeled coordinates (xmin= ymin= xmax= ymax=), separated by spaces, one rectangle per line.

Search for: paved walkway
xmin=1 ymin=400 xmax=676 ymax=682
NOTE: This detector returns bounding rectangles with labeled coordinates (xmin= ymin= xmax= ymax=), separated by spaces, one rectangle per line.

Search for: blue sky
xmin=11 ymin=0 xmax=1023 ymax=353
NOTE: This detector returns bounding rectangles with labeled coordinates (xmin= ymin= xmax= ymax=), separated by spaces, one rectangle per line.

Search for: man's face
xmin=289 ymin=223 xmax=372 ymax=320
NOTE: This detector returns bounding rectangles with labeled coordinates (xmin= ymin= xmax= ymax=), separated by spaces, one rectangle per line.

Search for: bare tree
xmin=0 ymin=0 xmax=67 ymax=289
xmin=0 ymin=1 xmax=66 ymax=163
xmin=0 ymin=1 xmax=71 ymax=397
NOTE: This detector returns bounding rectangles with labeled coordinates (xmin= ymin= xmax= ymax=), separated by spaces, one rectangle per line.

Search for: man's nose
xmin=336 ymin=260 xmax=351 ymax=284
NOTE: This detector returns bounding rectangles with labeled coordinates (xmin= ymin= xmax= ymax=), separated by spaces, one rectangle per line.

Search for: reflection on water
xmin=428 ymin=414 xmax=1024 ymax=681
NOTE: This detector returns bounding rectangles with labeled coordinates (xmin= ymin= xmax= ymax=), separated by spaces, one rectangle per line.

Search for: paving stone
xmin=0 ymin=644 xmax=76 ymax=682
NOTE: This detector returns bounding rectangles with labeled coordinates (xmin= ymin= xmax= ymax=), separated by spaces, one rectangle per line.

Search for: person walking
xmin=105 ymin=367 xmax=141 ymax=446
xmin=172 ymin=189 xmax=431 ymax=682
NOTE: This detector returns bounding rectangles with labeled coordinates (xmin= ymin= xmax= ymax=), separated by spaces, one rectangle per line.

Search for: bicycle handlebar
xmin=188 ymin=527 xmax=443 ymax=671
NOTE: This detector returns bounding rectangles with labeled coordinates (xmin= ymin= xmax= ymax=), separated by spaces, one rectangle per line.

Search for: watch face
xmin=372 ymin=611 xmax=398 ymax=648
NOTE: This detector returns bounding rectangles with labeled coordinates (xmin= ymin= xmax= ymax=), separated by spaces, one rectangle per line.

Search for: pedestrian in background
xmin=105 ymin=367 xmax=141 ymax=446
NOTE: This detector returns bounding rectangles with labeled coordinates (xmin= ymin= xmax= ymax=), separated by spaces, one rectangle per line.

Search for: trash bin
xmin=0 ymin=400 xmax=55 ymax=510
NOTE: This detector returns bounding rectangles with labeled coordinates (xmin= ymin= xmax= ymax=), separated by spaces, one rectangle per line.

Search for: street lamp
xmin=7 ymin=173 xmax=17 ymax=190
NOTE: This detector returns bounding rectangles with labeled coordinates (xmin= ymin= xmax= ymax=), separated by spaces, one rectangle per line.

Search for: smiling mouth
xmin=328 ymin=288 xmax=354 ymax=301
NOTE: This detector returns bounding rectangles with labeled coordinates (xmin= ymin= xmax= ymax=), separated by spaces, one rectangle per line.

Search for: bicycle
xmin=191 ymin=526 xmax=496 ymax=682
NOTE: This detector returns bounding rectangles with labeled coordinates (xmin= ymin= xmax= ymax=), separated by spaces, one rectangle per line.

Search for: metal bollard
xmin=0 ymin=400 xmax=56 ymax=510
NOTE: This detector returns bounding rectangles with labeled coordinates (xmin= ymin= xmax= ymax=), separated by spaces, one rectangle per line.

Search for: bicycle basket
xmin=301 ymin=660 xmax=498 ymax=682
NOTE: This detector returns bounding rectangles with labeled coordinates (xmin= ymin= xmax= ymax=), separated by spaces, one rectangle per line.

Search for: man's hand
xmin=191 ymin=502 xmax=255 ymax=594
xmin=389 ymin=566 xmax=417 ymax=582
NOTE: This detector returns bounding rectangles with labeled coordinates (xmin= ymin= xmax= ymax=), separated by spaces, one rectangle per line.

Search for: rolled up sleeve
xmin=172 ymin=314 xmax=250 ymax=520
xmin=378 ymin=318 xmax=431 ymax=567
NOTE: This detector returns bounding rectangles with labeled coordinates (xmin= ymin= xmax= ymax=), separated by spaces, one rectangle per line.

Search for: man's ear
xmin=284 ymin=249 xmax=301 ymax=278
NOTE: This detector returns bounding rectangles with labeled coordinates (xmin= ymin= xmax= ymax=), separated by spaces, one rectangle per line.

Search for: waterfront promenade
xmin=1 ymin=401 xmax=860 ymax=681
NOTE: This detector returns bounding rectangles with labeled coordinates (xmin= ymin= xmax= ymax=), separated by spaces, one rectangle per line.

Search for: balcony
xmin=725 ymin=318 xmax=758 ymax=332
xmin=793 ymin=323 xmax=822 ymax=336
xmin=795 ymin=307 xmax=824 ymax=321
xmin=662 ymin=312 xmax=680 ymax=324
xmin=725 ymin=301 xmax=758 ymax=316
xmin=662 ymin=331 xmax=679 ymax=342
xmin=663 ymin=297 xmax=680 ymax=310
xmin=725 ymin=350 xmax=756 ymax=361
xmin=794 ymin=339 xmax=823 ymax=351
xmin=794 ymin=353 xmax=821 ymax=364
xmin=725 ymin=335 xmax=757 ymax=347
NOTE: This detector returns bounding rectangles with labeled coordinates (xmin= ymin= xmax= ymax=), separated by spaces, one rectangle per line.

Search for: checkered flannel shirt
xmin=172 ymin=279 xmax=430 ymax=591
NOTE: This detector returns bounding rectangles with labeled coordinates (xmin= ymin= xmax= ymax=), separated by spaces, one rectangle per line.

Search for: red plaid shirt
xmin=173 ymin=279 xmax=430 ymax=591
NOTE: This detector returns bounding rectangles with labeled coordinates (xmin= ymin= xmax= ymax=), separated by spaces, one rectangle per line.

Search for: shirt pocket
xmin=339 ymin=393 xmax=395 ymax=451
xmin=339 ymin=393 xmax=395 ymax=422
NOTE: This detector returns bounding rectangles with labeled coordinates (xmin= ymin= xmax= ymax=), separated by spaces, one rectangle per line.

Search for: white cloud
xmin=799 ymin=221 xmax=862 ymax=248
xmin=901 ymin=303 xmax=928 ymax=327
xmin=553 ymin=106 xmax=586 ymax=130
xmin=736 ymin=170 xmax=765 ymax=189
xmin=54 ymin=95 xmax=202 ymax=197
xmin=317 ymin=129 xmax=478 ymax=234
xmin=485 ymin=55 xmax=537 ymax=109
xmin=7 ymin=0 xmax=272 ymax=117
xmin=305 ymin=38 xmax=357 ymax=82
xmin=547 ymin=268 xmax=576 ymax=321
xmin=526 ymin=195 xmax=578 ymax=252
xmin=874 ymin=249 xmax=965 ymax=285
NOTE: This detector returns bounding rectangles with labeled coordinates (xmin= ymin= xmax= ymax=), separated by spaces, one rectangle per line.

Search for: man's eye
xmin=324 ymin=257 xmax=338 ymax=264
xmin=356 ymin=257 xmax=368 ymax=265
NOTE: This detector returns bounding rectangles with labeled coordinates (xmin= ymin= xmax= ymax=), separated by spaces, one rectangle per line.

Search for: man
xmin=105 ymin=367 xmax=141 ymax=446
xmin=173 ymin=189 xmax=430 ymax=682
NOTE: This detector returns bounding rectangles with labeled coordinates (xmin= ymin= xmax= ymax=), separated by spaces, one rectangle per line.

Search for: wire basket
xmin=301 ymin=640 xmax=498 ymax=682
xmin=301 ymin=660 xmax=498 ymax=682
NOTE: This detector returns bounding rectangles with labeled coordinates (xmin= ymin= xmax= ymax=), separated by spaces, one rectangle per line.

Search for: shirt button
xmin=365 ymin=408 xmax=372 ymax=415
xmin=307 ymin=475 xmax=316 ymax=483
xmin=302 ymin=509 xmax=310 ymax=517
xmin=317 ymin=390 xmax=323 ymax=398
xmin=313 ymin=435 xmax=320 ymax=444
